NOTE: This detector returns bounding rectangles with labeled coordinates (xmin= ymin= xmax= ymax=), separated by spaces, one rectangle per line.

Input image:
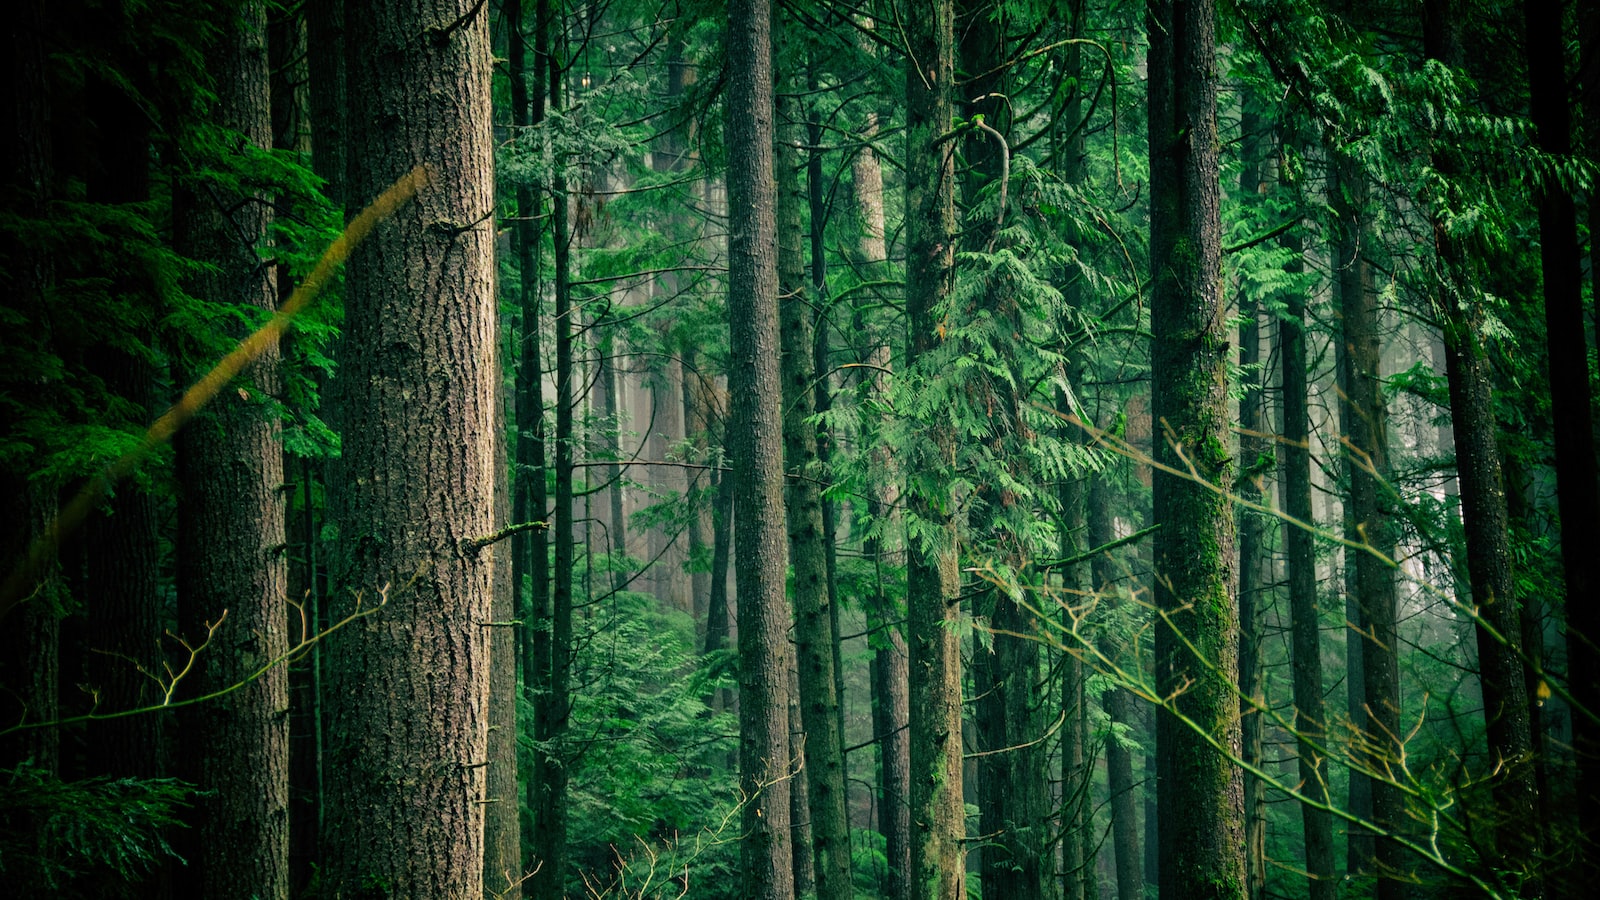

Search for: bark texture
xmin=173 ymin=4 xmax=289 ymax=897
xmin=1147 ymin=1 xmax=1246 ymax=897
xmin=726 ymin=1 xmax=795 ymax=895
xmin=905 ymin=1 xmax=965 ymax=896
xmin=777 ymin=54 xmax=852 ymax=900
xmin=323 ymin=1 xmax=497 ymax=895
xmin=1426 ymin=5 xmax=1541 ymax=891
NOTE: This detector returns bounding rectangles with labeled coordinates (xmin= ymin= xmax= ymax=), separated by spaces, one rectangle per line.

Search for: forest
xmin=1 ymin=0 xmax=1597 ymax=898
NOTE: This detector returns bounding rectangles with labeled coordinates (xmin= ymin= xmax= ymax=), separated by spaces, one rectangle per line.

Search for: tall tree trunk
xmin=726 ymin=1 xmax=795 ymax=895
xmin=1329 ymin=149 xmax=1375 ymax=883
xmin=1425 ymin=5 xmax=1542 ymax=894
xmin=1235 ymin=97 xmax=1269 ymax=900
xmin=322 ymin=0 xmax=496 ymax=895
xmin=1333 ymin=144 xmax=1405 ymax=898
xmin=1147 ymin=1 xmax=1246 ymax=898
xmin=1527 ymin=4 xmax=1600 ymax=891
xmin=777 ymin=40 xmax=852 ymax=898
xmin=905 ymin=1 xmax=965 ymax=896
xmin=850 ymin=81 xmax=910 ymax=899
xmin=1278 ymin=223 xmax=1336 ymax=900
xmin=531 ymin=6 xmax=575 ymax=891
xmin=173 ymin=4 xmax=289 ymax=897
xmin=510 ymin=0 xmax=553 ymax=867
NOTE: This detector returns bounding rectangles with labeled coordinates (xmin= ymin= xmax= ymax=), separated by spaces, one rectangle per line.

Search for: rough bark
xmin=777 ymin=48 xmax=852 ymax=899
xmin=1147 ymin=1 xmax=1246 ymax=897
xmin=172 ymin=4 xmax=289 ymax=897
xmin=726 ymin=1 xmax=795 ymax=895
xmin=1234 ymin=97 xmax=1269 ymax=900
xmin=322 ymin=1 xmax=497 ymax=895
xmin=1425 ymin=5 xmax=1542 ymax=892
xmin=905 ymin=1 xmax=965 ymax=896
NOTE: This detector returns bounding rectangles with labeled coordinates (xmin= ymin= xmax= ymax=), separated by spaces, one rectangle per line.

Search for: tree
xmin=321 ymin=0 xmax=498 ymax=895
xmin=904 ymin=0 xmax=965 ymax=896
xmin=1424 ymin=4 xmax=1541 ymax=892
xmin=776 ymin=25 xmax=852 ymax=898
xmin=172 ymin=2 xmax=288 ymax=896
xmin=1146 ymin=1 xmax=1246 ymax=898
xmin=725 ymin=0 xmax=794 ymax=895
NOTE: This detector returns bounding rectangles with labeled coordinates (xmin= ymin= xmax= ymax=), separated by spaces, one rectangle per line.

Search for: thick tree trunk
xmin=905 ymin=2 xmax=965 ymax=897
xmin=1147 ymin=1 xmax=1246 ymax=898
xmin=777 ymin=49 xmax=853 ymax=899
xmin=1425 ymin=6 xmax=1542 ymax=894
xmin=1278 ymin=227 xmax=1336 ymax=900
xmin=322 ymin=1 xmax=497 ymax=895
xmin=726 ymin=1 xmax=795 ymax=895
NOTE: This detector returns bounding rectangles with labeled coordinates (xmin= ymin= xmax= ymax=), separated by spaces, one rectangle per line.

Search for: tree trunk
xmin=1425 ymin=5 xmax=1542 ymax=894
xmin=905 ymin=1 xmax=965 ymax=896
xmin=850 ymin=87 xmax=910 ymax=899
xmin=1527 ymin=4 xmax=1600 ymax=890
xmin=1329 ymin=148 xmax=1375 ymax=883
xmin=531 ymin=6 xmax=575 ymax=889
xmin=1091 ymin=472 xmax=1144 ymax=900
xmin=777 ymin=42 xmax=853 ymax=898
xmin=1147 ymin=1 xmax=1246 ymax=897
xmin=726 ymin=1 xmax=795 ymax=895
xmin=510 ymin=0 xmax=552 ymax=868
xmin=172 ymin=5 xmax=289 ymax=897
xmin=1278 ymin=224 xmax=1336 ymax=900
xmin=1234 ymin=96 xmax=1269 ymax=900
xmin=322 ymin=0 xmax=496 ymax=895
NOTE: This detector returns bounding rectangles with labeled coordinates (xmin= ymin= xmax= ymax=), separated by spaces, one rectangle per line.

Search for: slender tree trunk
xmin=322 ymin=0 xmax=496 ymax=895
xmin=1147 ymin=1 xmax=1246 ymax=897
xmin=1425 ymin=6 xmax=1542 ymax=894
xmin=1527 ymin=5 xmax=1600 ymax=891
xmin=777 ymin=42 xmax=852 ymax=898
xmin=850 ymin=87 xmax=910 ymax=899
xmin=726 ymin=1 xmax=795 ymax=895
xmin=905 ymin=2 xmax=965 ymax=896
xmin=485 ymin=348 xmax=522 ymax=894
xmin=511 ymin=0 xmax=553 ymax=869
xmin=1333 ymin=144 xmax=1406 ymax=899
xmin=1278 ymin=224 xmax=1336 ymax=900
xmin=531 ymin=7 xmax=575 ymax=891
xmin=1090 ymin=472 xmax=1144 ymax=900
xmin=1329 ymin=148 xmax=1375 ymax=882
